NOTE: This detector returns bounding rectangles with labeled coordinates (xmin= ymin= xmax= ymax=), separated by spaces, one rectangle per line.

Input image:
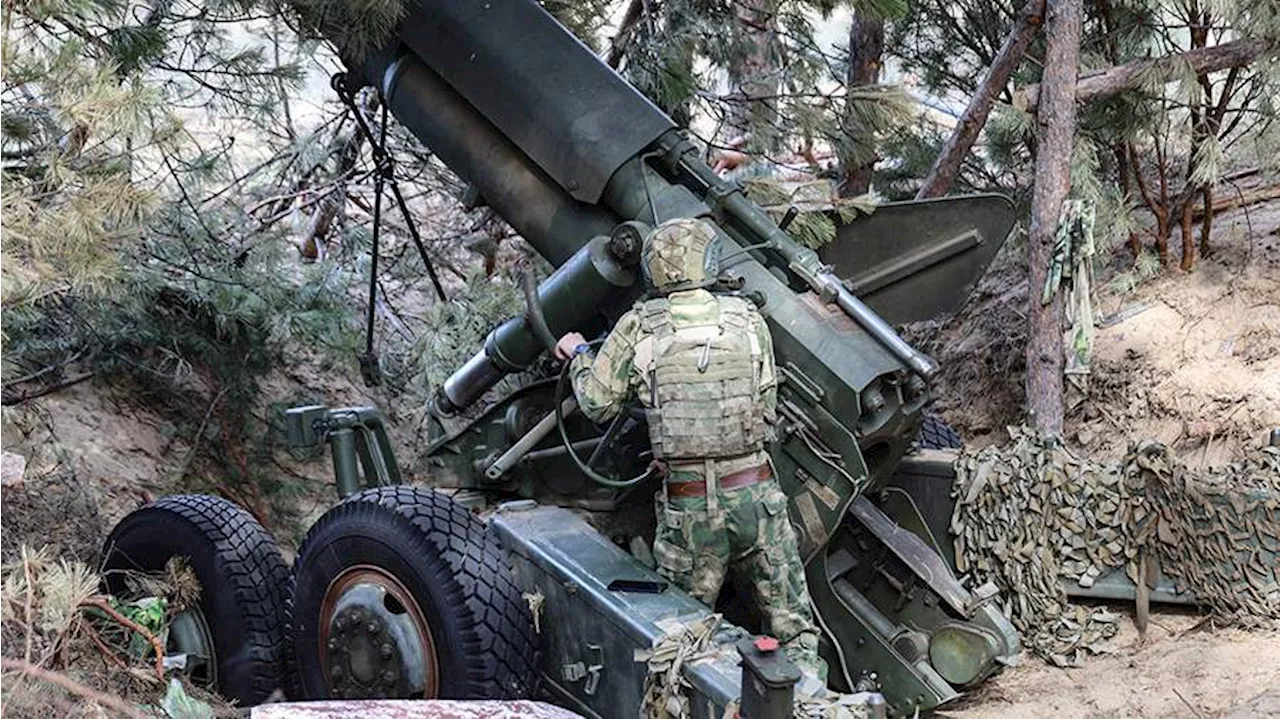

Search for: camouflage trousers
xmin=652 ymin=476 xmax=826 ymax=679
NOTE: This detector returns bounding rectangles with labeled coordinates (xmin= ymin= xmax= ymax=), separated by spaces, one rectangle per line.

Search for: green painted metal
xmin=820 ymin=195 xmax=1020 ymax=326
xmin=286 ymin=405 xmax=403 ymax=499
xmin=289 ymin=0 xmax=1030 ymax=713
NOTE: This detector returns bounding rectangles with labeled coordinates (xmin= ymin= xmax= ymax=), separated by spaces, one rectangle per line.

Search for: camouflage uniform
xmin=567 ymin=218 xmax=825 ymax=679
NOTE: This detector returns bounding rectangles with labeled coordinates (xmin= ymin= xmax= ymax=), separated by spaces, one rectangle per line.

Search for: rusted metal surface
xmin=250 ymin=700 xmax=585 ymax=719
xmin=318 ymin=565 xmax=440 ymax=698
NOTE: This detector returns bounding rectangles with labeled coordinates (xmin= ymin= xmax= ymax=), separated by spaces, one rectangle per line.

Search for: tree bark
xmin=1015 ymin=38 xmax=1267 ymax=113
xmin=1115 ymin=143 xmax=1141 ymax=256
xmin=915 ymin=0 xmax=1046 ymax=199
xmin=726 ymin=0 xmax=781 ymax=158
xmin=1025 ymin=0 xmax=1082 ymax=437
xmin=606 ymin=0 xmax=644 ymax=69
xmin=838 ymin=12 xmax=885 ymax=197
xmin=1199 ymin=185 xmax=1212 ymax=257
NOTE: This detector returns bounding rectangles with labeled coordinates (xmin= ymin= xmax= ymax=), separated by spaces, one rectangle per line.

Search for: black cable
xmin=554 ymin=358 xmax=652 ymax=489
xmin=388 ymin=172 xmax=448 ymax=302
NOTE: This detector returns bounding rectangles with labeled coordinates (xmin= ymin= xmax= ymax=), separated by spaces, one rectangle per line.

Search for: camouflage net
xmin=951 ymin=427 xmax=1280 ymax=667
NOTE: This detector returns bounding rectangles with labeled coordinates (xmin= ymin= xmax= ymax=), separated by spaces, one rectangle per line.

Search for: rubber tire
xmin=917 ymin=413 xmax=963 ymax=450
xmin=288 ymin=486 xmax=537 ymax=700
xmin=101 ymin=494 xmax=291 ymax=707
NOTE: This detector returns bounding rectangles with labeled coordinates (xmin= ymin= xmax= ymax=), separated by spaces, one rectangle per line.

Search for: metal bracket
xmin=584 ymin=643 xmax=604 ymax=695
xmin=561 ymin=661 xmax=586 ymax=682
xmin=561 ymin=644 xmax=605 ymax=696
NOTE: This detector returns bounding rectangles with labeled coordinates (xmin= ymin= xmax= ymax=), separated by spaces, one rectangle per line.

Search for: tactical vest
xmin=633 ymin=294 xmax=770 ymax=461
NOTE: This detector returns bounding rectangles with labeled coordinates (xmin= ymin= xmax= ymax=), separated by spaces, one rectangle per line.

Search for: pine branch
xmin=1015 ymin=38 xmax=1273 ymax=113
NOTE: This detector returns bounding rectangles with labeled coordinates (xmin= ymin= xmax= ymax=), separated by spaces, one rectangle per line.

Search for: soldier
xmin=554 ymin=216 xmax=827 ymax=682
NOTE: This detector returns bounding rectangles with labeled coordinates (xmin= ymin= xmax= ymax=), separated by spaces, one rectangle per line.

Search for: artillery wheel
xmin=101 ymin=494 xmax=291 ymax=706
xmin=287 ymin=486 xmax=537 ymax=700
xmin=917 ymin=413 xmax=963 ymax=450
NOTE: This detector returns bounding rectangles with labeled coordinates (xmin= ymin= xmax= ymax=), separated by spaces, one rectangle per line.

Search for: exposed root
xmin=79 ymin=596 xmax=167 ymax=679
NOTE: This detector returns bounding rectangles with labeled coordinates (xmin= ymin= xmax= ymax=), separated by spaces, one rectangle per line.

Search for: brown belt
xmin=665 ymin=463 xmax=772 ymax=499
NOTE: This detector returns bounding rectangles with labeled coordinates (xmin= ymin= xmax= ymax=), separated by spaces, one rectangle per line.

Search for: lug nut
xmin=382 ymin=669 xmax=397 ymax=685
xmin=367 ymin=619 xmax=382 ymax=634
xmin=327 ymin=637 xmax=340 ymax=651
xmin=334 ymin=617 xmax=347 ymax=632
xmin=380 ymin=642 xmax=394 ymax=659
xmin=330 ymin=665 xmax=344 ymax=681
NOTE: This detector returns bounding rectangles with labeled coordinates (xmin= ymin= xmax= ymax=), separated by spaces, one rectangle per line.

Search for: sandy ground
xmin=922 ymin=194 xmax=1280 ymax=469
xmin=940 ymin=609 xmax=1280 ymax=718
xmin=902 ymin=196 xmax=1280 ymax=717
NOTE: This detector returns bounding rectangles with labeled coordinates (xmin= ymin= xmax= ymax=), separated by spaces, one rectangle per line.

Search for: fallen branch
xmin=0 ymin=372 xmax=96 ymax=406
xmin=23 ymin=548 xmax=35 ymax=663
xmin=79 ymin=596 xmax=167 ymax=680
xmin=80 ymin=618 xmax=132 ymax=671
xmin=1015 ymin=38 xmax=1271 ymax=113
xmin=0 ymin=658 xmax=150 ymax=719
xmin=916 ymin=0 xmax=1046 ymax=199
xmin=1191 ymin=184 xmax=1280 ymax=220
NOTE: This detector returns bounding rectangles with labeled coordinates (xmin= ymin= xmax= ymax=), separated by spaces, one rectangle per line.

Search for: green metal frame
xmin=286 ymin=405 xmax=403 ymax=498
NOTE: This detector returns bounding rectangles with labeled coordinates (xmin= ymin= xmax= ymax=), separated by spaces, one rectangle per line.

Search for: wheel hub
xmin=320 ymin=567 xmax=437 ymax=699
xmin=168 ymin=607 xmax=217 ymax=688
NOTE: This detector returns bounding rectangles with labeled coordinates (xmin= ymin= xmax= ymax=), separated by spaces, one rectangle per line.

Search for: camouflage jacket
xmin=569 ymin=288 xmax=777 ymax=471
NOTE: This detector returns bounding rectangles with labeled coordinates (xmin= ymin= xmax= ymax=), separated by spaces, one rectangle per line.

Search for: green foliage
xmin=541 ymin=0 xmax=614 ymax=50
xmin=286 ymin=0 xmax=405 ymax=61
xmin=618 ymin=0 xmax=914 ymax=176
xmin=397 ymin=268 xmax=524 ymax=394
xmin=741 ymin=176 xmax=879 ymax=248
xmin=890 ymin=0 xmax=1279 ymax=262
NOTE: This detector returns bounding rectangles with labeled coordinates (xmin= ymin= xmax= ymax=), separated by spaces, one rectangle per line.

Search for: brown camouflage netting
xmin=951 ymin=427 xmax=1279 ymax=666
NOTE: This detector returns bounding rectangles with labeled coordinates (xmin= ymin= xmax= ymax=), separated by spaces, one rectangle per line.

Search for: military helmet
xmin=640 ymin=217 xmax=721 ymax=294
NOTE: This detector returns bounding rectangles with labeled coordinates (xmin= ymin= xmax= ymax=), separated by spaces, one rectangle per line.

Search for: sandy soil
xmin=901 ymin=195 xmax=1280 ymax=717
xmin=922 ymin=196 xmax=1280 ymax=468
xmin=941 ymin=610 xmax=1280 ymax=719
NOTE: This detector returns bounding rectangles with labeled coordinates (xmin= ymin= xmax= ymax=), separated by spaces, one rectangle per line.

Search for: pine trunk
xmin=1015 ymin=38 xmax=1265 ymax=113
xmin=915 ymin=0 xmax=1045 ymax=199
xmin=839 ymin=12 xmax=885 ymax=197
xmin=1179 ymin=200 xmax=1197 ymax=270
xmin=1199 ymin=186 xmax=1213 ymax=258
xmin=727 ymin=0 xmax=780 ymax=157
xmin=1112 ymin=144 xmax=1140 ymax=256
xmin=1025 ymin=0 xmax=1082 ymax=438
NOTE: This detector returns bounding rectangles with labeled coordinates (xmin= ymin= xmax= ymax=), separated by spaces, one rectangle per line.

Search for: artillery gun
xmin=101 ymin=1 xmax=1031 ymax=715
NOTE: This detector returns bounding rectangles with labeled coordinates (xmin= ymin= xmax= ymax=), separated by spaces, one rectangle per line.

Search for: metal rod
xmin=520 ymin=437 xmax=605 ymax=464
xmin=832 ymin=283 xmax=940 ymax=378
xmin=662 ymin=133 xmax=940 ymax=379
xmin=330 ymin=428 xmax=361 ymax=499
xmin=484 ymin=397 xmax=578 ymax=480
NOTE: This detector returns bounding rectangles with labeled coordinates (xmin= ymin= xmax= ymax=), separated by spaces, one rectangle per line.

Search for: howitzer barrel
xmin=357 ymin=46 xmax=617 ymax=266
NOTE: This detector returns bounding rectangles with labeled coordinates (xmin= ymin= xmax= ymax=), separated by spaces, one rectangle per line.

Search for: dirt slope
xmin=921 ymin=197 xmax=1280 ymax=467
